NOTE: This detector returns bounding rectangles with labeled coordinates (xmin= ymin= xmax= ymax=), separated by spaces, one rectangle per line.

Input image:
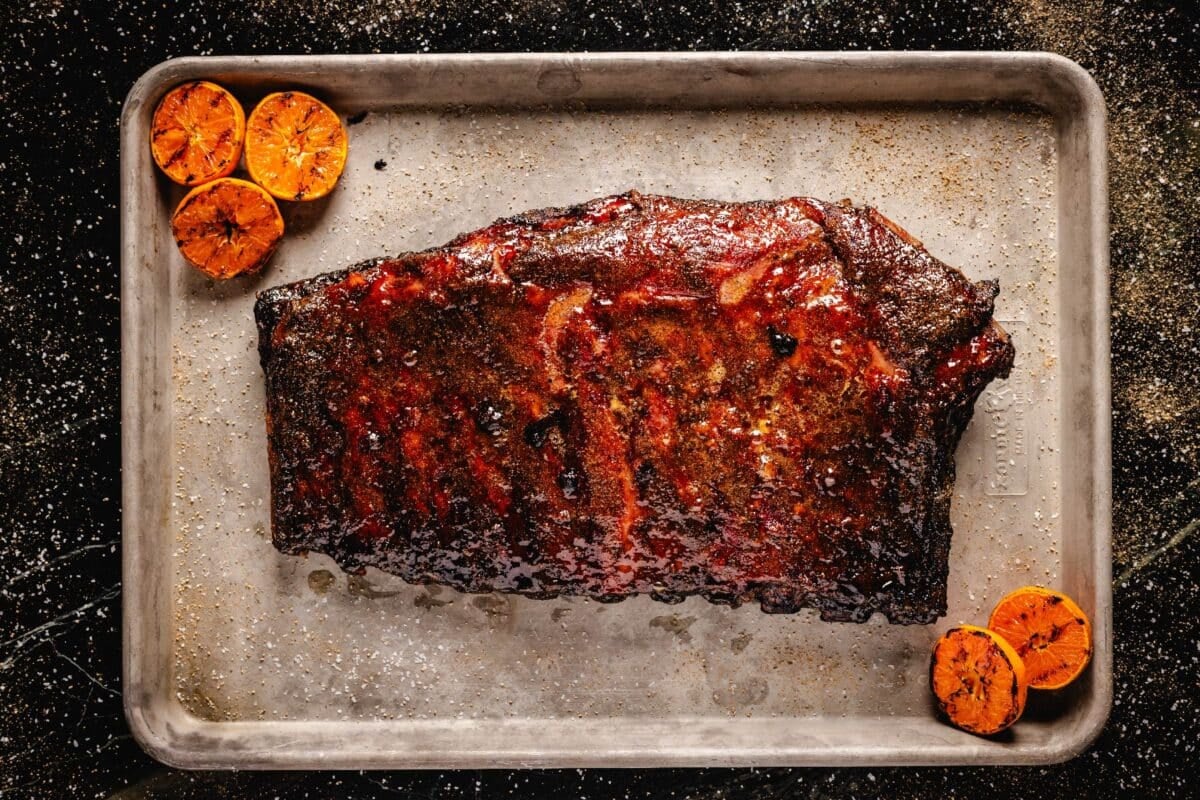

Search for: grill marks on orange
xmin=930 ymin=625 xmax=1028 ymax=736
xmin=988 ymin=586 xmax=1093 ymax=690
xmin=171 ymin=178 xmax=284 ymax=280
xmin=245 ymin=91 xmax=348 ymax=202
xmin=150 ymin=81 xmax=245 ymax=186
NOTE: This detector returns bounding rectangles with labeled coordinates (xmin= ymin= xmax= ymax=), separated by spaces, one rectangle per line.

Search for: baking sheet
xmin=121 ymin=52 xmax=1110 ymax=767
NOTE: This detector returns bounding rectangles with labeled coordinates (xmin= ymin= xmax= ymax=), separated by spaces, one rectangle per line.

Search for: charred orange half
xmin=150 ymin=81 xmax=245 ymax=186
xmin=930 ymin=625 xmax=1029 ymax=736
xmin=245 ymin=91 xmax=348 ymax=202
xmin=171 ymin=178 xmax=284 ymax=280
xmin=988 ymin=586 xmax=1093 ymax=690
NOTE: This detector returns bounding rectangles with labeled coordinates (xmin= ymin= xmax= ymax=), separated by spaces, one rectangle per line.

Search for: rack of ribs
xmin=255 ymin=192 xmax=1013 ymax=624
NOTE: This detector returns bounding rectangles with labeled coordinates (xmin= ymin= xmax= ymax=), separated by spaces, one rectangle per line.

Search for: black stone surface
xmin=1 ymin=1 xmax=1197 ymax=797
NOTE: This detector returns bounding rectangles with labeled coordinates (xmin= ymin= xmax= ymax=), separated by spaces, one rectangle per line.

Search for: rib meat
xmin=255 ymin=193 xmax=1013 ymax=623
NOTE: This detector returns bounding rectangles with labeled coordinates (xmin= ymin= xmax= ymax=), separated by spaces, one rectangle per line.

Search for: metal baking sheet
xmin=120 ymin=52 xmax=1110 ymax=768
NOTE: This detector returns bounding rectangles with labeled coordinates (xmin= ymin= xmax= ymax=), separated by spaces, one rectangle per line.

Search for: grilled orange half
xmin=171 ymin=178 xmax=284 ymax=280
xmin=150 ymin=81 xmax=246 ymax=186
xmin=989 ymin=586 xmax=1093 ymax=690
xmin=245 ymin=91 xmax=348 ymax=202
xmin=930 ymin=625 xmax=1029 ymax=735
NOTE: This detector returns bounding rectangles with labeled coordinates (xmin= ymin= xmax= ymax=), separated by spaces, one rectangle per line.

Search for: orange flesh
xmin=930 ymin=625 xmax=1028 ymax=735
xmin=988 ymin=586 xmax=1093 ymax=690
xmin=171 ymin=178 xmax=284 ymax=280
xmin=150 ymin=81 xmax=245 ymax=186
xmin=245 ymin=91 xmax=348 ymax=201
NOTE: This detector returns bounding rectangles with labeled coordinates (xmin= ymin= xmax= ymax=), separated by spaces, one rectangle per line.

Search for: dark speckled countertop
xmin=1 ymin=1 xmax=1197 ymax=797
